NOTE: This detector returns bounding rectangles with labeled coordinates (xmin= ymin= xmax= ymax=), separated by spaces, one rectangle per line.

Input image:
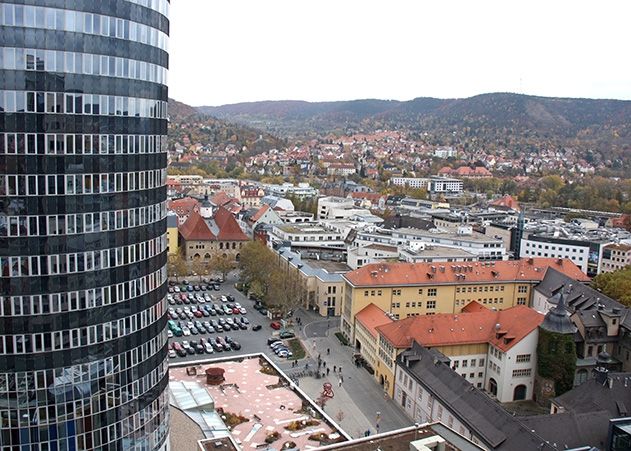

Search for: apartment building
xmin=367 ymin=303 xmax=542 ymax=399
xmin=600 ymin=243 xmax=631 ymax=273
xmin=340 ymin=258 xmax=588 ymax=342
xmin=275 ymin=247 xmax=346 ymax=316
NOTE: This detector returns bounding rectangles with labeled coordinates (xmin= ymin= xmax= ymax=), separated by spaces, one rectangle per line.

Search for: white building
xmin=428 ymin=177 xmax=463 ymax=194
xmin=390 ymin=177 xmax=429 ymax=189
xmin=317 ymin=196 xmax=357 ymax=219
xmin=270 ymin=223 xmax=347 ymax=248
xmin=600 ymin=243 xmax=631 ymax=273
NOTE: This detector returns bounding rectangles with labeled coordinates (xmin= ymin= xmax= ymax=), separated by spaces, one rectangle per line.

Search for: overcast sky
xmin=168 ymin=0 xmax=630 ymax=106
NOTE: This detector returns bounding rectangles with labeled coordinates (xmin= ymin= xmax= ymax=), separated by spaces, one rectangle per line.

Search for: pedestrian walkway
xmin=295 ymin=309 xmax=412 ymax=436
xmin=298 ymin=374 xmax=374 ymax=438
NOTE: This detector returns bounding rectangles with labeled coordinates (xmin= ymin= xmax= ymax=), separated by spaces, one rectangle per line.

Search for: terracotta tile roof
xmin=213 ymin=207 xmax=249 ymax=241
xmin=168 ymin=197 xmax=200 ymax=215
xmin=461 ymin=300 xmax=488 ymax=313
xmin=490 ymin=194 xmax=520 ymax=211
xmin=377 ymin=305 xmax=543 ymax=352
xmin=349 ymin=192 xmax=384 ymax=201
xmin=211 ymin=191 xmax=232 ymax=207
xmin=344 ymin=258 xmax=589 ymax=287
xmin=179 ymin=210 xmax=216 ymax=241
xmin=355 ymin=304 xmax=394 ymax=338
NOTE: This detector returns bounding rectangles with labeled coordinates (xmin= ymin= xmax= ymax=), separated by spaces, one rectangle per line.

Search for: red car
xmin=270 ymin=321 xmax=281 ymax=330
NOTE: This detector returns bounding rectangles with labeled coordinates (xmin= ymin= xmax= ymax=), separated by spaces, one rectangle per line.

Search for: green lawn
xmin=287 ymin=338 xmax=306 ymax=360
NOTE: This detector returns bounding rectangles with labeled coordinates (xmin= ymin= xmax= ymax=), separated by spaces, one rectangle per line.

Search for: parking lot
xmin=166 ymin=278 xmax=295 ymax=365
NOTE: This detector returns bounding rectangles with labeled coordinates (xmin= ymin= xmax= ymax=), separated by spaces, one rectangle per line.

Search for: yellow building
xmin=356 ymin=301 xmax=543 ymax=398
xmin=276 ymin=248 xmax=346 ymax=316
xmin=167 ymin=212 xmax=179 ymax=255
xmin=341 ymin=258 xmax=588 ymax=342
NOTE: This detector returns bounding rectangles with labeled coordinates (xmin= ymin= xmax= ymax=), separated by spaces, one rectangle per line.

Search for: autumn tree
xmin=167 ymin=254 xmax=188 ymax=278
xmin=266 ymin=267 xmax=304 ymax=318
xmin=209 ymin=252 xmax=233 ymax=280
xmin=239 ymin=241 xmax=276 ymax=298
xmin=591 ymin=267 xmax=631 ymax=306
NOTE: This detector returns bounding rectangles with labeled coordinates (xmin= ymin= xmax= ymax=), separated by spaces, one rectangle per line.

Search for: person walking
xmin=338 ymin=378 xmax=342 ymax=387
xmin=327 ymin=348 xmax=330 ymax=355
xmin=326 ymin=368 xmax=330 ymax=376
xmin=333 ymin=365 xmax=336 ymax=372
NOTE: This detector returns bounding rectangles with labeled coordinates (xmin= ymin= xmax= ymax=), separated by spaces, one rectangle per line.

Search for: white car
xmin=168 ymin=349 xmax=176 ymax=358
xmin=167 ymin=330 xmax=173 ymax=338
xmin=182 ymin=327 xmax=191 ymax=336
xmin=239 ymin=307 xmax=247 ymax=315
xmin=204 ymin=343 xmax=214 ymax=354
xmin=234 ymin=302 xmax=241 ymax=309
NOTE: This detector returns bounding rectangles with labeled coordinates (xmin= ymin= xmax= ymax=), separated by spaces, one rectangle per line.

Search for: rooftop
xmin=392 ymin=226 xmax=500 ymax=243
xmin=398 ymin=343 xmax=559 ymax=451
xmin=355 ymin=304 xmax=394 ymax=338
xmin=344 ymin=258 xmax=589 ymax=287
xmin=169 ymin=355 xmax=349 ymax=449
xmin=376 ymin=304 xmax=543 ymax=352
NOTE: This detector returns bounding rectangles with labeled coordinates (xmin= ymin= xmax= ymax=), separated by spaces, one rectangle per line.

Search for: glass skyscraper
xmin=0 ymin=1 xmax=170 ymax=449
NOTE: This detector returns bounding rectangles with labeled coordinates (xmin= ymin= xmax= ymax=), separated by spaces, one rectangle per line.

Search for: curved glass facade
xmin=0 ymin=1 xmax=170 ymax=449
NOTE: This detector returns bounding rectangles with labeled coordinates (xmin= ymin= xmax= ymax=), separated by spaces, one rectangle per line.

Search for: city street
xmin=167 ymin=270 xmax=412 ymax=438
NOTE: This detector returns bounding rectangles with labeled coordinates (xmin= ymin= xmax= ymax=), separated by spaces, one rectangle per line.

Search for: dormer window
xmin=613 ymin=318 xmax=617 ymax=325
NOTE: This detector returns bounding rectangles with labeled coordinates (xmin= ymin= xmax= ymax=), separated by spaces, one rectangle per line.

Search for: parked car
xmin=252 ymin=324 xmax=262 ymax=331
xmin=270 ymin=321 xmax=281 ymax=330
xmin=168 ymin=349 xmax=177 ymax=358
xmin=259 ymin=308 xmax=268 ymax=315
xmin=267 ymin=337 xmax=281 ymax=345
xmin=230 ymin=341 xmax=241 ymax=350
xmin=279 ymin=331 xmax=295 ymax=339
xmin=204 ymin=343 xmax=214 ymax=354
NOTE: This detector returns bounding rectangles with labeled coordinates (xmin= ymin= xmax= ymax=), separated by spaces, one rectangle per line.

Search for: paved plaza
xmin=169 ymin=270 xmax=412 ymax=439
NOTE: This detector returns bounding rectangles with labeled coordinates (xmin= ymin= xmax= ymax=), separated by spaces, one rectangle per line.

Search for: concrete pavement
xmin=294 ymin=308 xmax=412 ymax=438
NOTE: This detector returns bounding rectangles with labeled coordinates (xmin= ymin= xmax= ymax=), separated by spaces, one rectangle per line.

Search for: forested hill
xmin=167 ymin=98 xmax=286 ymax=157
xmin=198 ymin=93 xmax=631 ymax=170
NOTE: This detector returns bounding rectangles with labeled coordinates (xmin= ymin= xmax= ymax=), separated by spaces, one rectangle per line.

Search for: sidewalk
xmin=295 ymin=309 xmax=412 ymax=437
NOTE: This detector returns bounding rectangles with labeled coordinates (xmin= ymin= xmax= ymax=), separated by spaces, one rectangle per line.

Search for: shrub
xmin=265 ymin=431 xmax=280 ymax=444
xmin=335 ymin=332 xmax=349 ymax=346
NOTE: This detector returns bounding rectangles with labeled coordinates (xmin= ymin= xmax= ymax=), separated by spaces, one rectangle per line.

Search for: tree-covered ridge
xmin=199 ymin=93 xmax=631 ymax=174
xmin=168 ymin=98 xmax=287 ymax=159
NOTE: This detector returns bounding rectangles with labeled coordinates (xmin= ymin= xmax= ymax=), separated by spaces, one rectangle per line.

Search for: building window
xmin=462 ymin=360 xmax=468 ymax=368
xmin=418 ymin=289 xmax=423 ymax=295
xmin=518 ymin=286 xmax=528 ymax=293
xmin=393 ymin=289 xmax=401 ymax=296
xmin=427 ymin=300 xmax=436 ymax=309
xmin=512 ymin=369 xmax=532 ymax=378
xmin=516 ymin=354 xmax=531 ymax=363
xmin=517 ymin=297 xmax=526 ymax=305
xmin=428 ymin=288 xmax=437 ymax=296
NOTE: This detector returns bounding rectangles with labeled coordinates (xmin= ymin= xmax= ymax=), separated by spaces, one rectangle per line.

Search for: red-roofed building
xmin=179 ymin=207 xmax=249 ymax=263
xmin=168 ymin=197 xmax=201 ymax=225
xmin=490 ymin=194 xmax=521 ymax=212
xmin=438 ymin=166 xmax=492 ymax=178
xmin=354 ymin=304 xmax=394 ymax=370
xmin=368 ymin=304 xmax=543 ymax=401
xmin=340 ymin=258 xmax=588 ymax=343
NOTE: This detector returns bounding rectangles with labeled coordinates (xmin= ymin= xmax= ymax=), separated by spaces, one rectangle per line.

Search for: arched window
xmin=513 ymin=384 xmax=527 ymax=401
xmin=219 ymin=243 xmax=223 ymax=250
xmin=576 ymin=369 xmax=588 ymax=385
